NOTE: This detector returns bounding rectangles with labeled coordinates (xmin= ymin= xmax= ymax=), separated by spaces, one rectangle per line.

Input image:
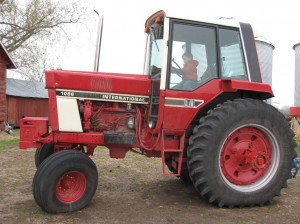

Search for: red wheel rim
xmin=220 ymin=127 xmax=272 ymax=186
xmin=56 ymin=171 xmax=87 ymax=203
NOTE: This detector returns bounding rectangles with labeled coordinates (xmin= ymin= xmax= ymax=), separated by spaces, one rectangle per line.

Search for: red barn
xmin=0 ymin=42 xmax=16 ymax=131
xmin=6 ymin=78 xmax=49 ymax=127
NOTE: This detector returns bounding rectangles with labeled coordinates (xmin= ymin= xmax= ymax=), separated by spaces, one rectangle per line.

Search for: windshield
xmin=145 ymin=24 xmax=164 ymax=78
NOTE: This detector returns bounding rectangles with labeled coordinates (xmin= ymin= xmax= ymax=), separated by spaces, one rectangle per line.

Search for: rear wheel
xmin=187 ymin=99 xmax=296 ymax=207
xmin=33 ymin=150 xmax=98 ymax=213
xmin=35 ymin=143 xmax=54 ymax=168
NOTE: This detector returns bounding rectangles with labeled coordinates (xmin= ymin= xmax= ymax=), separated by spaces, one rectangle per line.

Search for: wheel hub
xmin=220 ymin=127 xmax=272 ymax=185
xmin=56 ymin=171 xmax=87 ymax=203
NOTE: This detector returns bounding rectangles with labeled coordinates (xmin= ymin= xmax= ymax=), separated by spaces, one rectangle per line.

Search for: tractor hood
xmin=45 ymin=70 xmax=151 ymax=97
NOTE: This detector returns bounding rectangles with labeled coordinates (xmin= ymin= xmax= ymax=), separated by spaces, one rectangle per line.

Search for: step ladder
xmin=161 ymin=129 xmax=185 ymax=176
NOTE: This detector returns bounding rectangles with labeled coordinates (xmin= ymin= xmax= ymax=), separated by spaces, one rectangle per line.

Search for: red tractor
xmin=20 ymin=10 xmax=296 ymax=213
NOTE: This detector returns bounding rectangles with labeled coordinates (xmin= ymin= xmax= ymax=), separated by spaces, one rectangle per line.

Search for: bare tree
xmin=0 ymin=0 xmax=92 ymax=81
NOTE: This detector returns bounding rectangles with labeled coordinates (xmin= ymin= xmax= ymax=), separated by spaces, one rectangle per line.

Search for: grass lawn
xmin=0 ymin=129 xmax=20 ymax=150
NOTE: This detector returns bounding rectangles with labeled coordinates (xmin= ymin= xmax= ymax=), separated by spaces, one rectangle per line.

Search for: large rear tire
xmin=187 ymin=99 xmax=296 ymax=207
xmin=33 ymin=150 xmax=98 ymax=213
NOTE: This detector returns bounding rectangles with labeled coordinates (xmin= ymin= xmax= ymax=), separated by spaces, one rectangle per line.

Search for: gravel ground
xmin=0 ymin=132 xmax=299 ymax=224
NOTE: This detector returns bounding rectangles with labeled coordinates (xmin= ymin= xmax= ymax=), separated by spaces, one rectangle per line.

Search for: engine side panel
xmin=57 ymin=98 xmax=82 ymax=132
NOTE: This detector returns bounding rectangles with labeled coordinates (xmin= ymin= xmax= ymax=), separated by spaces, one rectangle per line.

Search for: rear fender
xmin=221 ymin=79 xmax=274 ymax=99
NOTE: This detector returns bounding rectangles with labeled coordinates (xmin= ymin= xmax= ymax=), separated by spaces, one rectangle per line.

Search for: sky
xmin=17 ymin=0 xmax=300 ymax=107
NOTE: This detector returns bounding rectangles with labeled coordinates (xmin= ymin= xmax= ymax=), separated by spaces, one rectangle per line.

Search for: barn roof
xmin=0 ymin=42 xmax=16 ymax=69
xmin=6 ymin=78 xmax=48 ymax=98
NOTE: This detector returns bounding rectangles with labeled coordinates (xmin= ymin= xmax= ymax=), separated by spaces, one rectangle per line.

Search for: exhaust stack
xmin=94 ymin=10 xmax=103 ymax=72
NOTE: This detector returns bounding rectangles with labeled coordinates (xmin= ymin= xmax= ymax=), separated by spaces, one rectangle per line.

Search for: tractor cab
xmin=143 ymin=10 xmax=265 ymax=131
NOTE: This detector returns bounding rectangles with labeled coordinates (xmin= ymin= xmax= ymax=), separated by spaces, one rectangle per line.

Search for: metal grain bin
xmin=255 ymin=36 xmax=275 ymax=86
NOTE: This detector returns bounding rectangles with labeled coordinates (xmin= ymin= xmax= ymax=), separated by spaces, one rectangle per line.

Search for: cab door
xmin=163 ymin=20 xmax=249 ymax=131
xmin=163 ymin=20 xmax=218 ymax=130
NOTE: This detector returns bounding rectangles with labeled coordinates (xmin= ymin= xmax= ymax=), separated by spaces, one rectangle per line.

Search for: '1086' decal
xmin=56 ymin=90 xmax=149 ymax=104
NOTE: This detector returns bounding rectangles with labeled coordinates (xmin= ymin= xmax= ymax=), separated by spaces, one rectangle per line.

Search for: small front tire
xmin=33 ymin=150 xmax=98 ymax=213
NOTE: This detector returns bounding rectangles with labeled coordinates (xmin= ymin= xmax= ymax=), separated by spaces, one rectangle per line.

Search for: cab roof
xmin=145 ymin=10 xmax=240 ymax=30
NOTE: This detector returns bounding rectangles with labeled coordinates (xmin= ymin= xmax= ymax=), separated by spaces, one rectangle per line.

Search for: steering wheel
xmin=171 ymin=58 xmax=184 ymax=78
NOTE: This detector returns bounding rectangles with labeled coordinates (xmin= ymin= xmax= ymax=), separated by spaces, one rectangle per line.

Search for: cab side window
xmin=219 ymin=29 xmax=248 ymax=80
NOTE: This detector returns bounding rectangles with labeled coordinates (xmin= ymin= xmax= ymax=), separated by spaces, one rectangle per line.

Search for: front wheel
xmin=33 ymin=150 xmax=98 ymax=213
xmin=187 ymin=99 xmax=296 ymax=207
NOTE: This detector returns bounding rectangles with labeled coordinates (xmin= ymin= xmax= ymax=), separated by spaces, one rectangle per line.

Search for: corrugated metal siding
xmin=221 ymin=45 xmax=245 ymax=76
xmin=294 ymin=44 xmax=300 ymax=106
xmin=255 ymin=41 xmax=274 ymax=86
xmin=7 ymin=96 xmax=49 ymax=127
